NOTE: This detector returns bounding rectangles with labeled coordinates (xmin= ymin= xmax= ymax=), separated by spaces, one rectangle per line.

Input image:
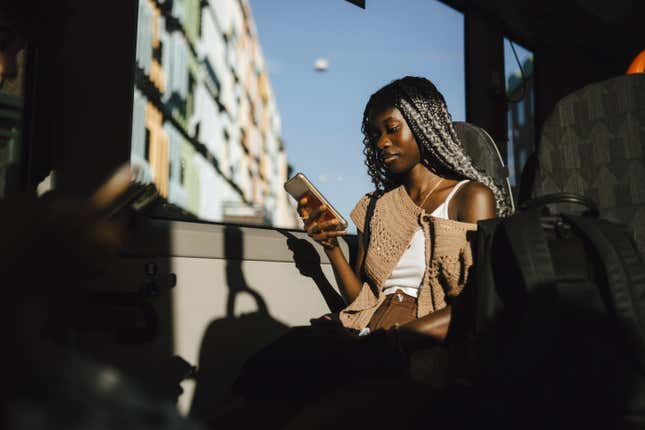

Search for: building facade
xmin=132 ymin=0 xmax=297 ymax=227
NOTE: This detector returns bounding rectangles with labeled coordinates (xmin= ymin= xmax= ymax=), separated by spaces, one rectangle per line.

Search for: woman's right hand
xmin=298 ymin=195 xmax=347 ymax=250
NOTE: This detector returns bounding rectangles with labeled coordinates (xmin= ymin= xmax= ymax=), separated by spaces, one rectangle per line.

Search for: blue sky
xmin=249 ymin=0 xmax=465 ymax=232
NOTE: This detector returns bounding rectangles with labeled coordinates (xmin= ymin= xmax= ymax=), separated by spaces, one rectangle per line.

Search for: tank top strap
xmin=429 ymin=179 xmax=470 ymax=219
xmin=444 ymin=179 xmax=470 ymax=206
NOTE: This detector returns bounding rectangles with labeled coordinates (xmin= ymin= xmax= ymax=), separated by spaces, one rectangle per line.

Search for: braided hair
xmin=361 ymin=76 xmax=513 ymax=217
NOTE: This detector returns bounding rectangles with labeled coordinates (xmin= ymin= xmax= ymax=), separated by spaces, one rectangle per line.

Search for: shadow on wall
xmin=189 ymin=226 xmax=289 ymax=423
xmin=279 ymin=230 xmax=346 ymax=313
xmin=189 ymin=227 xmax=348 ymax=424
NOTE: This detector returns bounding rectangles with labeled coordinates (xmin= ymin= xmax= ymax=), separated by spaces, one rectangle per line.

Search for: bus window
xmin=131 ymin=0 xmax=465 ymax=232
xmin=504 ymin=37 xmax=534 ymax=200
xmin=0 ymin=46 xmax=25 ymax=198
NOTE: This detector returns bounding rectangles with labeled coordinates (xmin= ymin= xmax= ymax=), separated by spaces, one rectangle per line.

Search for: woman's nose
xmin=375 ymin=135 xmax=391 ymax=150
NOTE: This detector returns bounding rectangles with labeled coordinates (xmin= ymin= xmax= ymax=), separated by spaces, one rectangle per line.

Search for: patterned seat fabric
xmin=531 ymin=74 xmax=645 ymax=256
xmin=453 ymin=121 xmax=515 ymax=212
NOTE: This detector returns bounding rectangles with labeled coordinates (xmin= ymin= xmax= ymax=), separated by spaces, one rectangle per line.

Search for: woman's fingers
xmin=297 ymin=195 xmax=309 ymax=217
xmin=310 ymin=229 xmax=347 ymax=242
xmin=299 ymin=201 xmax=344 ymax=247
xmin=303 ymin=207 xmax=327 ymax=229
xmin=306 ymin=215 xmax=338 ymax=235
xmin=318 ymin=218 xmax=342 ymax=231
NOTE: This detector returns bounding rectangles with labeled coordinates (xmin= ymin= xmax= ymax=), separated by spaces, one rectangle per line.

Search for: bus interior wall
xmin=5 ymin=0 xmax=644 ymax=422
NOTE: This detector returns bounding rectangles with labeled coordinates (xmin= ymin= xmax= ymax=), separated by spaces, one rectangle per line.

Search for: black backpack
xmin=465 ymin=193 xmax=645 ymax=429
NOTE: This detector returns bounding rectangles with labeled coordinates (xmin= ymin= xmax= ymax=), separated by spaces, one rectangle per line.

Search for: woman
xmin=233 ymin=77 xmax=512 ymax=414
xmin=300 ymin=76 xmax=511 ymax=341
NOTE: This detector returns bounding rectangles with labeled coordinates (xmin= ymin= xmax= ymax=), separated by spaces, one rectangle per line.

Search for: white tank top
xmin=381 ymin=180 xmax=470 ymax=298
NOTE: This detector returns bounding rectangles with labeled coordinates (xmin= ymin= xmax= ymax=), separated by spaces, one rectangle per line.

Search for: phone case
xmin=284 ymin=173 xmax=348 ymax=228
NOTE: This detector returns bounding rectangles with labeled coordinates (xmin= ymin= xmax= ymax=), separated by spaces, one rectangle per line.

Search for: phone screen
xmin=303 ymin=191 xmax=336 ymax=222
xmin=284 ymin=172 xmax=347 ymax=228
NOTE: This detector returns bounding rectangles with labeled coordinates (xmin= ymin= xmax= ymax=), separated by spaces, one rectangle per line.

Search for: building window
xmin=187 ymin=72 xmax=196 ymax=118
xmin=144 ymin=128 xmax=151 ymax=161
xmin=153 ymin=40 xmax=163 ymax=63
xmin=0 ymin=47 xmax=27 ymax=198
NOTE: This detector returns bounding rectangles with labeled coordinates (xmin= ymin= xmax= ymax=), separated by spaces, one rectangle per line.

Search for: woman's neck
xmin=401 ymin=164 xmax=443 ymax=202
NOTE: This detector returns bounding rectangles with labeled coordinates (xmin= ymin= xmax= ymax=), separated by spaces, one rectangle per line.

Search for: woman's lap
xmin=233 ymin=324 xmax=408 ymax=401
xmin=234 ymin=292 xmax=424 ymax=401
xmin=367 ymin=290 xmax=418 ymax=332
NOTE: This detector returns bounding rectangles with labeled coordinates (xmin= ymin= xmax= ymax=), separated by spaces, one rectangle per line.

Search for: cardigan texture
xmin=339 ymin=184 xmax=477 ymax=331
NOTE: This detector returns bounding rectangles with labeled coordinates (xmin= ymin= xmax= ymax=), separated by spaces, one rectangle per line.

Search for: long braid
xmin=361 ymin=76 xmax=513 ymax=217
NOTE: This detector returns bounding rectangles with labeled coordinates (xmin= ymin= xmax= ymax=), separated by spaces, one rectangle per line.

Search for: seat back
xmin=530 ymin=74 xmax=645 ymax=255
xmin=453 ymin=121 xmax=515 ymax=212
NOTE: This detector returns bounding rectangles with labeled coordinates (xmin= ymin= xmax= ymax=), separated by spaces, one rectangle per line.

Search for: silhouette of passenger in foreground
xmin=0 ymin=164 xmax=205 ymax=429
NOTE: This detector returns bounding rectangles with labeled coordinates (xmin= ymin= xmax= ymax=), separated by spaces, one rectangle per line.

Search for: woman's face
xmin=368 ymin=106 xmax=421 ymax=175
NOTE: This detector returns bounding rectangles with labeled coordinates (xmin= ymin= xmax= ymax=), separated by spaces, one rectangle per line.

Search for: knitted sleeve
xmin=445 ymin=241 xmax=475 ymax=301
xmin=426 ymin=220 xmax=478 ymax=311
xmin=350 ymin=194 xmax=371 ymax=233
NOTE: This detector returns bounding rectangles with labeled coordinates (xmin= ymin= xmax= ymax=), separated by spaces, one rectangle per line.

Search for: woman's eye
xmin=387 ymin=125 xmax=399 ymax=133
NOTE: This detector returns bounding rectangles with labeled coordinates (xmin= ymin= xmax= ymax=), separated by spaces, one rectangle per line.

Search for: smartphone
xmin=284 ymin=172 xmax=348 ymax=229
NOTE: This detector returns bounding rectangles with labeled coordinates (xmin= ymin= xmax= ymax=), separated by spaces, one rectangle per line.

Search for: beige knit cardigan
xmin=339 ymin=185 xmax=477 ymax=331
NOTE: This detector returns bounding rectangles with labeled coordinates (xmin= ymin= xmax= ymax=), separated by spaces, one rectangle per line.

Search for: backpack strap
xmin=503 ymin=208 xmax=557 ymax=299
xmin=562 ymin=215 xmax=645 ymax=371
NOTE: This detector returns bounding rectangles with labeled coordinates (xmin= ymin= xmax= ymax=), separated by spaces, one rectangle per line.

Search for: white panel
xmin=200 ymin=6 xmax=228 ymax=89
xmin=209 ymin=0 xmax=231 ymax=35
xmin=131 ymin=89 xmax=147 ymax=159
xmin=171 ymin=0 xmax=186 ymax=25
xmin=193 ymin=153 xmax=221 ymax=221
xmin=193 ymin=82 xmax=226 ymax=165
xmin=137 ymin=0 xmax=153 ymax=74
xmin=172 ymin=32 xmax=189 ymax=98
xmin=171 ymin=256 xmax=341 ymax=414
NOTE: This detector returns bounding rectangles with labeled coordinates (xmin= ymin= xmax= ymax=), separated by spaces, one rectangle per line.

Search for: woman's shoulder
xmin=350 ymin=191 xmax=380 ymax=232
xmin=451 ymin=180 xmax=496 ymax=223
xmin=350 ymin=187 xmax=396 ymax=231
xmin=458 ymin=181 xmax=493 ymax=198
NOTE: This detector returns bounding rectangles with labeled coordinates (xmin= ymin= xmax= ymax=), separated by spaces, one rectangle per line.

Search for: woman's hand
xmin=297 ymin=195 xmax=362 ymax=303
xmin=298 ymin=195 xmax=347 ymax=249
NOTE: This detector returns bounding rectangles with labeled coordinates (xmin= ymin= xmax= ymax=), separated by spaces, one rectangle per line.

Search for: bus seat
xmin=453 ymin=121 xmax=515 ymax=213
xmin=529 ymin=73 xmax=645 ymax=255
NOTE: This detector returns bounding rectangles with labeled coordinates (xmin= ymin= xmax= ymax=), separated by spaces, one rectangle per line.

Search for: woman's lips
xmin=383 ymin=154 xmax=399 ymax=163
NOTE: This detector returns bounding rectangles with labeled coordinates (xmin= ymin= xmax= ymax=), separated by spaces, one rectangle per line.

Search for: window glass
xmin=504 ymin=37 xmax=534 ymax=197
xmin=131 ymin=0 xmax=465 ymax=230
xmin=0 ymin=48 xmax=25 ymax=198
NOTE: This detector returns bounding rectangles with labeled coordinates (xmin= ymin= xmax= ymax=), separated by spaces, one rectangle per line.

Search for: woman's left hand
xmin=299 ymin=196 xmax=347 ymax=249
